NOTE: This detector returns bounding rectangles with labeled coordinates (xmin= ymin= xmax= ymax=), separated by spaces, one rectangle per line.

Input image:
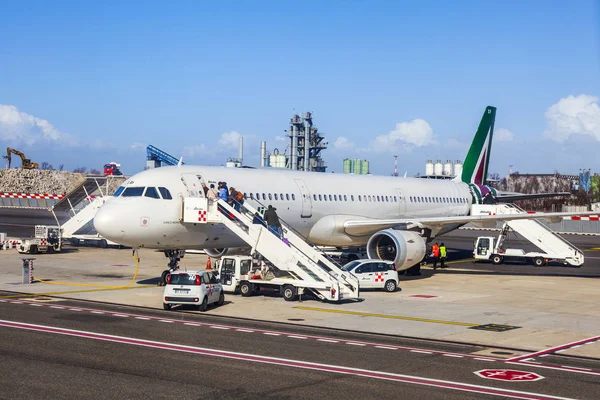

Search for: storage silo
xmin=443 ymin=160 xmax=453 ymax=176
xmin=343 ymin=158 xmax=352 ymax=174
xmin=454 ymin=160 xmax=463 ymax=178
xmin=361 ymin=160 xmax=370 ymax=175
xmin=269 ymin=149 xmax=287 ymax=168
xmin=434 ymin=160 xmax=443 ymax=176
xmin=425 ymin=160 xmax=434 ymax=176
xmin=353 ymin=159 xmax=362 ymax=175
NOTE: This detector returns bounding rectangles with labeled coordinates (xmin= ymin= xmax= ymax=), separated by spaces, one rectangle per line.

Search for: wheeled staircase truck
xmin=471 ymin=205 xmax=585 ymax=267
xmin=216 ymin=255 xmax=325 ymax=301
xmin=18 ymin=225 xmax=62 ymax=254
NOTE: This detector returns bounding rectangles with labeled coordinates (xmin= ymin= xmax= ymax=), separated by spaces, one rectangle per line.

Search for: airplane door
xmin=293 ymin=179 xmax=312 ymax=218
xmin=181 ymin=173 xmax=204 ymax=198
xmin=395 ymin=189 xmax=406 ymax=215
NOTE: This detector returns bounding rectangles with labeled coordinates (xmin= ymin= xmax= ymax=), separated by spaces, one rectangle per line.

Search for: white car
xmin=341 ymin=259 xmax=399 ymax=292
xmin=163 ymin=270 xmax=224 ymax=311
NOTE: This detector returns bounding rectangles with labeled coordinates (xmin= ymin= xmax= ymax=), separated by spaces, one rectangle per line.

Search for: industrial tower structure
xmin=287 ymin=112 xmax=328 ymax=172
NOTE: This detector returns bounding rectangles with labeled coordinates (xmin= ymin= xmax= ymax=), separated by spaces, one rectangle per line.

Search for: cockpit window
xmin=122 ymin=187 xmax=145 ymax=197
xmin=144 ymin=187 xmax=160 ymax=199
xmin=113 ymin=186 xmax=125 ymax=197
xmin=158 ymin=187 xmax=172 ymax=200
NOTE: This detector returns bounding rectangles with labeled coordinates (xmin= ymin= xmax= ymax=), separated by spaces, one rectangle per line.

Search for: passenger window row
xmin=408 ymin=196 xmax=468 ymax=204
xmin=247 ymin=193 xmax=297 ymax=202
xmin=114 ymin=186 xmax=173 ymax=200
xmin=311 ymin=194 xmax=399 ymax=203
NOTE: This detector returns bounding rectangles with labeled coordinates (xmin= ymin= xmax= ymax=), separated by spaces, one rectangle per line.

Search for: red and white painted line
xmin=507 ymin=336 xmax=600 ymax=362
xmin=1 ymin=297 xmax=599 ymax=376
xmin=0 ymin=319 xmax=578 ymax=400
xmin=0 ymin=192 xmax=65 ymax=200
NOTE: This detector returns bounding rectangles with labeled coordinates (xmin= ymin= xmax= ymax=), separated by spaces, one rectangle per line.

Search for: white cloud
xmin=218 ymin=131 xmax=242 ymax=149
xmin=369 ymin=119 xmax=435 ymax=153
xmin=183 ymin=144 xmax=208 ymax=157
xmin=544 ymin=94 xmax=600 ymax=143
xmin=333 ymin=136 xmax=354 ymax=150
xmin=495 ymin=128 xmax=514 ymax=142
xmin=0 ymin=104 xmax=75 ymax=145
xmin=129 ymin=142 xmax=145 ymax=150
xmin=274 ymin=135 xmax=286 ymax=142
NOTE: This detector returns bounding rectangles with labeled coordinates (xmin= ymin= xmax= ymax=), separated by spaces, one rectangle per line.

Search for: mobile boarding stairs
xmin=471 ymin=204 xmax=585 ymax=266
xmin=181 ymin=197 xmax=360 ymax=302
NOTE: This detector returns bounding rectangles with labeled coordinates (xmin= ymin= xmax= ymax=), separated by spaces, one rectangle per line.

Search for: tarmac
xmin=1 ymin=230 xmax=599 ymax=361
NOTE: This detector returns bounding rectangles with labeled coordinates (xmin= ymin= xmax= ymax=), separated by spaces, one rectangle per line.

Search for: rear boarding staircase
xmin=472 ymin=204 xmax=585 ymax=266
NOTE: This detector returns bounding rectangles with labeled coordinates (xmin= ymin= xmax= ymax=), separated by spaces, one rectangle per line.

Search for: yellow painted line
xmin=584 ymin=247 xmax=600 ymax=252
xmin=0 ymin=285 xmax=156 ymax=299
xmin=294 ymin=306 xmax=479 ymax=327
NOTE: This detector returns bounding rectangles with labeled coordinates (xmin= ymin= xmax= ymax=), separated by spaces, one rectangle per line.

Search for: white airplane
xmin=94 ymin=106 xmax=583 ymax=274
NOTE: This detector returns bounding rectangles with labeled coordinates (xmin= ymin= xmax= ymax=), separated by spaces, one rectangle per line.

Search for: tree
xmin=58 ymin=164 xmax=64 ymax=171
xmin=40 ymin=162 xmax=54 ymax=170
xmin=73 ymin=167 xmax=87 ymax=173
xmin=89 ymin=168 xmax=101 ymax=175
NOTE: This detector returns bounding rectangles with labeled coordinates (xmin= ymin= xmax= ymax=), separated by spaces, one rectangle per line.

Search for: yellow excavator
xmin=3 ymin=147 xmax=39 ymax=169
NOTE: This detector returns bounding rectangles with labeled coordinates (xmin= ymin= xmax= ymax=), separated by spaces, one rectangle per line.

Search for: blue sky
xmin=0 ymin=0 xmax=598 ymax=176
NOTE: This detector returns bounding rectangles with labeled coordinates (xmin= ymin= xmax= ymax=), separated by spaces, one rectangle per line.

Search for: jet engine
xmin=366 ymin=229 xmax=427 ymax=271
xmin=204 ymin=247 xmax=250 ymax=258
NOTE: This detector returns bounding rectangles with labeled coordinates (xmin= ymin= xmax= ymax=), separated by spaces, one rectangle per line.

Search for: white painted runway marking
xmin=0 ymin=319 xmax=578 ymax=400
xmin=410 ymin=350 xmax=433 ymax=354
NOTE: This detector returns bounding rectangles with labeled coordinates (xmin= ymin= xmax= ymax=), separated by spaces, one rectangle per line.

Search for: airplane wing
xmin=343 ymin=211 xmax=595 ymax=237
xmin=494 ymin=191 xmax=571 ymax=202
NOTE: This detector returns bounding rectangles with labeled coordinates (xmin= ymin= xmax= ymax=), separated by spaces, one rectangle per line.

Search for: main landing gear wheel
xmin=159 ymin=270 xmax=170 ymax=286
xmin=240 ymin=282 xmax=254 ymax=297
xmin=492 ymin=255 xmax=503 ymax=265
xmin=282 ymin=285 xmax=298 ymax=301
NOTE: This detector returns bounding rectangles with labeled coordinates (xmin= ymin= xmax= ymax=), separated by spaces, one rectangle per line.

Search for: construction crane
xmin=3 ymin=148 xmax=39 ymax=169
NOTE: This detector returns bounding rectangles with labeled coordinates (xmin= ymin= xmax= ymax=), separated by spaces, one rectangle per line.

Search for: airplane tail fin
xmin=456 ymin=106 xmax=496 ymax=185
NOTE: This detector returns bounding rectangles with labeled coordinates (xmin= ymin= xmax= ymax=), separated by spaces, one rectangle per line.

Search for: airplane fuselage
xmin=94 ymin=166 xmax=475 ymax=250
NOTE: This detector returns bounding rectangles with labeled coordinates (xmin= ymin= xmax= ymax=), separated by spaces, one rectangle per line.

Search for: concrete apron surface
xmin=0 ymin=247 xmax=598 ymax=360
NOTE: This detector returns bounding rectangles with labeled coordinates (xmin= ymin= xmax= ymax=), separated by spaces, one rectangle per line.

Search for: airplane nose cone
xmin=94 ymin=204 xmax=124 ymax=242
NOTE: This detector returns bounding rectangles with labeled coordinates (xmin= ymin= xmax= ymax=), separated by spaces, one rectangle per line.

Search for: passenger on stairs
xmin=228 ymin=187 xmax=241 ymax=211
xmin=207 ymin=184 xmax=219 ymax=200
xmin=264 ymin=205 xmax=282 ymax=237
xmin=201 ymin=183 xmax=209 ymax=197
xmin=252 ymin=212 xmax=265 ymax=226
xmin=218 ymin=182 xmax=228 ymax=201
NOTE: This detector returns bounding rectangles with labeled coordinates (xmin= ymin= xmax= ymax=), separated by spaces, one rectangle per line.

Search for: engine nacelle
xmin=204 ymin=247 xmax=250 ymax=258
xmin=366 ymin=229 xmax=427 ymax=271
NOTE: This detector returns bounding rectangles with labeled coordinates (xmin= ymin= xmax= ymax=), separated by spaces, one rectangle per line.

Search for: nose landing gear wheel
xmin=159 ymin=270 xmax=169 ymax=286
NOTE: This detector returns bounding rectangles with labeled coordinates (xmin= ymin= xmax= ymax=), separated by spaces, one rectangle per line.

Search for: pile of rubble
xmin=0 ymin=169 xmax=86 ymax=194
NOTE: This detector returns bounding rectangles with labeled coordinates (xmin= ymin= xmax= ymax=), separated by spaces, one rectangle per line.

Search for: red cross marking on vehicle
xmin=374 ymin=272 xmax=384 ymax=282
xmin=198 ymin=210 xmax=207 ymax=222
xmin=474 ymin=369 xmax=544 ymax=382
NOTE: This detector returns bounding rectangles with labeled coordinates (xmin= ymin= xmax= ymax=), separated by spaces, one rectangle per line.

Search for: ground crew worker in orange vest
xmin=432 ymin=243 xmax=440 ymax=270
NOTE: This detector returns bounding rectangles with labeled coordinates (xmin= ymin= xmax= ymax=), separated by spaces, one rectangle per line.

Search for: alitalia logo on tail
xmin=460 ymin=106 xmax=496 ymax=185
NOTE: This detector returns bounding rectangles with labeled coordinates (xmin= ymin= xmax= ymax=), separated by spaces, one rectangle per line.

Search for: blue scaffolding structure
xmin=146 ymin=145 xmax=182 ymax=167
